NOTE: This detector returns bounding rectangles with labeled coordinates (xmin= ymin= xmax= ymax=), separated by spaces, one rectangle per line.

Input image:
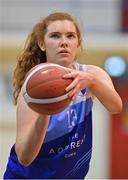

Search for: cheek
xmin=71 ymin=44 xmax=79 ymax=58
xmin=71 ymin=43 xmax=79 ymax=51
xmin=71 ymin=39 xmax=79 ymax=48
xmin=44 ymin=38 xmax=57 ymax=48
xmin=45 ymin=41 xmax=57 ymax=53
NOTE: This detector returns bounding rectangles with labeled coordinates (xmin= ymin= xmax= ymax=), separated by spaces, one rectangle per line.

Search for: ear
xmin=38 ymin=40 xmax=45 ymax=51
xmin=77 ymin=44 xmax=80 ymax=48
xmin=77 ymin=39 xmax=81 ymax=48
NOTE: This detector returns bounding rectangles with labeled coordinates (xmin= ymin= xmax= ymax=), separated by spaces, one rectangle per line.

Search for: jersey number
xmin=67 ymin=109 xmax=78 ymax=129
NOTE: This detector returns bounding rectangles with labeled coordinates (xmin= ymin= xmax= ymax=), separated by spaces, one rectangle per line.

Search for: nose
xmin=60 ymin=36 xmax=68 ymax=48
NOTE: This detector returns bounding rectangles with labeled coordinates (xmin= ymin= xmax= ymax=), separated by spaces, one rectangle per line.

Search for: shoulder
xmin=87 ymin=65 xmax=105 ymax=73
xmin=87 ymin=65 xmax=111 ymax=80
xmin=75 ymin=63 xmax=108 ymax=76
xmin=87 ymin=65 xmax=115 ymax=90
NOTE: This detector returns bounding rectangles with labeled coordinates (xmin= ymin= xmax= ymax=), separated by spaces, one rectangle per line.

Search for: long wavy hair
xmin=13 ymin=12 xmax=82 ymax=105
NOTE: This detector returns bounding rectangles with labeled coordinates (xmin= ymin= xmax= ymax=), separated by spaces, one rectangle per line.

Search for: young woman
xmin=3 ymin=12 xmax=122 ymax=179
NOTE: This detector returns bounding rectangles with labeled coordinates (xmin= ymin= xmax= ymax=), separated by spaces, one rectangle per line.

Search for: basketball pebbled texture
xmin=22 ymin=63 xmax=73 ymax=115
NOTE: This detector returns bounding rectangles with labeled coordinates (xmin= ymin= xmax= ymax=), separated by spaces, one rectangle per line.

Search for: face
xmin=41 ymin=20 xmax=79 ymax=67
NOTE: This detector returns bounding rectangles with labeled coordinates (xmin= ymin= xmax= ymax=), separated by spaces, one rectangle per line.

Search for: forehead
xmin=46 ymin=20 xmax=77 ymax=33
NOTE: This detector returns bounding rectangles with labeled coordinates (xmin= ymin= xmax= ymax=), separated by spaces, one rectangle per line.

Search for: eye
xmin=67 ymin=33 xmax=76 ymax=39
xmin=50 ymin=33 xmax=60 ymax=39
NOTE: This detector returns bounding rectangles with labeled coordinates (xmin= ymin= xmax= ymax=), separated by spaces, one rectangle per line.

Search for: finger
xmin=68 ymin=90 xmax=77 ymax=101
xmin=63 ymin=73 xmax=78 ymax=81
xmin=68 ymin=90 xmax=74 ymax=99
xmin=65 ymin=77 xmax=79 ymax=92
xmin=68 ymin=88 xmax=80 ymax=101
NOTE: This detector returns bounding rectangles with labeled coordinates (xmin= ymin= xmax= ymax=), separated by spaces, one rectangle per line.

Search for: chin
xmin=58 ymin=58 xmax=74 ymax=67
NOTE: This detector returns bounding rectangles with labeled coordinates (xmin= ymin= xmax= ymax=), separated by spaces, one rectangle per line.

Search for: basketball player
xmin=3 ymin=12 xmax=122 ymax=179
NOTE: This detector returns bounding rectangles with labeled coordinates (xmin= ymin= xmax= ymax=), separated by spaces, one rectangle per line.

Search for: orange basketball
xmin=22 ymin=63 xmax=73 ymax=115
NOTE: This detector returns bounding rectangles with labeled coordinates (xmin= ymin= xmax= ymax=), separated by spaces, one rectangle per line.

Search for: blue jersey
xmin=4 ymin=63 xmax=93 ymax=179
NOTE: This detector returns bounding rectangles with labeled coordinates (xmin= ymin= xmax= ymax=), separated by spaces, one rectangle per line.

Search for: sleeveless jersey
xmin=3 ymin=63 xmax=93 ymax=179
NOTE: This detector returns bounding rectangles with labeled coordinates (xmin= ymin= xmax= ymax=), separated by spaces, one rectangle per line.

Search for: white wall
xmin=86 ymin=99 xmax=110 ymax=179
xmin=0 ymin=0 xmax=121 ymax=34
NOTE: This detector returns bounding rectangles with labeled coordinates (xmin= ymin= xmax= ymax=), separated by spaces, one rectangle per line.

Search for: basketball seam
xmin=23 ymin=91 xmax=71 ymax=104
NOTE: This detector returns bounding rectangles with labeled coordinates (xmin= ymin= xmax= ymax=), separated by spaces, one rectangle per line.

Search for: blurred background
xmin=0 ymin=0 xmax=128 ymax=179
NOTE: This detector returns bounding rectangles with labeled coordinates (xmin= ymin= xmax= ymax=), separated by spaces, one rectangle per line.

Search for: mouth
xmin=58 ymin=49 xmax=70 ymax=54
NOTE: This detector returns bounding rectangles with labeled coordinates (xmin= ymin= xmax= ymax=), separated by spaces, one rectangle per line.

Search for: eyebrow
xmin=48 ymin=31 xmax=77 ymax=35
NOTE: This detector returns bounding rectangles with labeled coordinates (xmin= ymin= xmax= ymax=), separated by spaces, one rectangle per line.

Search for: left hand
xmin=63 ymin=69 xmax=93 ymax=100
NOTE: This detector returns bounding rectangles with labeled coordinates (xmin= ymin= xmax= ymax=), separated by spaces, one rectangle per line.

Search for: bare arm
xmin=15 ymin=90 xmax=50 ymax=166
xmin=64 ymin=65 xmax=122 ymax=113
xmin=87 ymin=65 xmax=122 ymax=113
